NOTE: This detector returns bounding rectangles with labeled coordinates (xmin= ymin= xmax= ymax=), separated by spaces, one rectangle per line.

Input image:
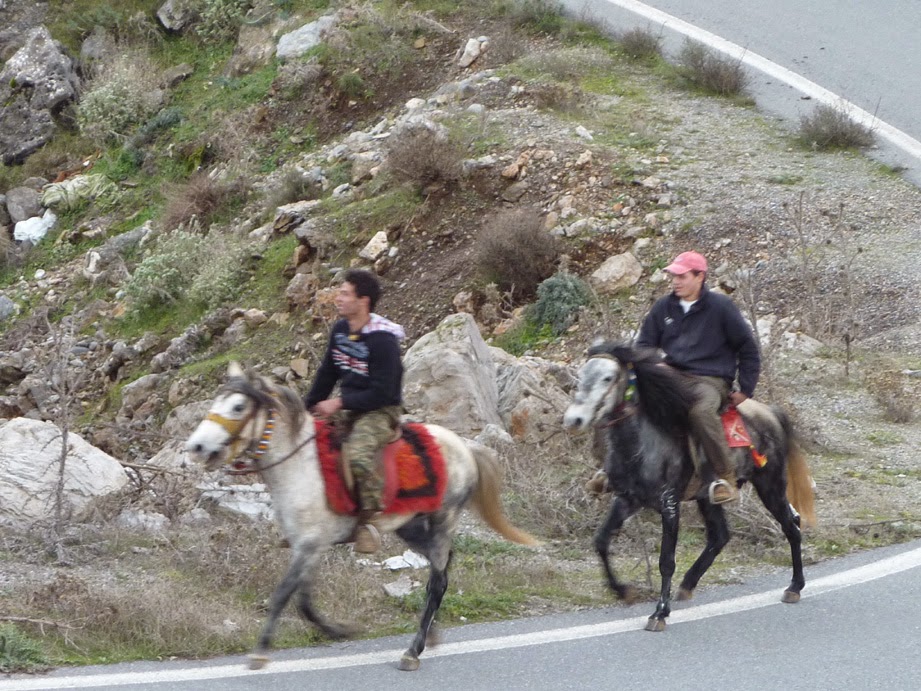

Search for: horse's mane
xmin=588 ymin=342 xmax=698 ymax=437
xmin=224 ymin=374 xmax=307 ymax=433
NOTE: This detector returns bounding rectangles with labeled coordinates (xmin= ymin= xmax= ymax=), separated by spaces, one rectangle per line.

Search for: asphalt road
xmin=559 ymin=0 xmax=921 ymax=185
xmin=4 ymin=539 xmax=921 ymax=690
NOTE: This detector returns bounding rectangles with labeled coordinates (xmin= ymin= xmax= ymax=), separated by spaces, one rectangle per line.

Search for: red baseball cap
xmin=664 ymin=251 xmax=708 ymax=274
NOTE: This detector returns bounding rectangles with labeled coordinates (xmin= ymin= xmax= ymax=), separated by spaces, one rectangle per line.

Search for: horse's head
xmin=563 ymin=344 xmax=632 ymax=433
xmin=185 ymin=362 xmax=277 ymax=471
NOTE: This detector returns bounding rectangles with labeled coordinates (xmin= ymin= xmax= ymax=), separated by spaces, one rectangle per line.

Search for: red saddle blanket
xmin=721 ymin=407 xmax=767 ymax=467
xmin=315 ymin=420 xmax=448 ymax=515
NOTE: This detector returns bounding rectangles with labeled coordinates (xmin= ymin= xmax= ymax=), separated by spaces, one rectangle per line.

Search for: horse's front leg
xmin=676 ymin=499 xmax=730 ymax=601
xmin=250 ymin=548 xmax=318 ymax=670
xmin=595 ymin=494 xmax=642 ymax=603
xmin=646 ymin=491 xmax=680 ymax=632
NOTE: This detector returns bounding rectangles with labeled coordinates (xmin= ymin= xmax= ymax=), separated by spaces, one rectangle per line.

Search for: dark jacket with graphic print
xmin=305 ymin=314 xmax=405 ymax=413
xmin=635 ymin=285 xmax=761 ymax=397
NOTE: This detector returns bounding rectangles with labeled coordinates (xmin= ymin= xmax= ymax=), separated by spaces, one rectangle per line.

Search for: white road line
xmin=580 ymin=0 xmax=921 ymax=161
xmin=6 ymin=545 xmax=921 ymax=690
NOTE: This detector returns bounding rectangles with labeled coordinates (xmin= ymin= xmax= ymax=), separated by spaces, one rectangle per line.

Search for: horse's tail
xmin=468 ymin=443 xmax=541 ymax=546
xmin=777 ymin=410 xmax=817 ymax=528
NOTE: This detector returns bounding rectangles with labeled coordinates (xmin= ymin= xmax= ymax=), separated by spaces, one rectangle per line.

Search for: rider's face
xmin=670 ymin=270 xmax=705 ymax=301
xmin=335 ymin=281 xmax=368 ymax=319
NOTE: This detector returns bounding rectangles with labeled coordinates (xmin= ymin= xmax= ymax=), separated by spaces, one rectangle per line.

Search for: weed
xmin=676 ymin=39 xmax=749 ymax=97
xmin=767 ymin=173 xmax=803 ymax=185
xmin=0 ymin=624 xmax=49 ymax=673
xmin=510 ymin=0 xmax=565 ymax=35
xmin=798 ymin=103 xmax=874 ymax=151
xmin=511 ymin=46 xmax=615 ymax=83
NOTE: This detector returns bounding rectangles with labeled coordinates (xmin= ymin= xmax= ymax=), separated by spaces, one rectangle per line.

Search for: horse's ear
xmin=228 ymin=361 xmax=245 ymax=378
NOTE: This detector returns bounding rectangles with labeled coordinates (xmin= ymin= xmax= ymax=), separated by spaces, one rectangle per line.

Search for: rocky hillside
xmin=2 ymin=0 xmax=921 ymax=668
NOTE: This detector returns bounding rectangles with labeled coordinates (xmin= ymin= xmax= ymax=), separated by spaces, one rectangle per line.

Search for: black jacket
xmin=305 ymin=315 xmax=405 ymax=412
xmin=635 ymin=286 xmax=761 ymax=397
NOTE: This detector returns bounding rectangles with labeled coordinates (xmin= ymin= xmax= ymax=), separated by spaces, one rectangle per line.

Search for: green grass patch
xmin=493 ymin=319 xmax=556 ymax=356
xmin=0 ymin=624 xmax=51 ymax=673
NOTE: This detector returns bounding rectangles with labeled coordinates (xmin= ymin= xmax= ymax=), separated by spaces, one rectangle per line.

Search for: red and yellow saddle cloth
xmin=721 ymin=407 xmax=768 ymax=468
xmin=315 ymin=421 xmax=448 ymax=515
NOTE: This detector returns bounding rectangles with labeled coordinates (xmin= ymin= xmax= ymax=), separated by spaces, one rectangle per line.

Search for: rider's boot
xmin=353 ymin=508 xmax=382 ymax=554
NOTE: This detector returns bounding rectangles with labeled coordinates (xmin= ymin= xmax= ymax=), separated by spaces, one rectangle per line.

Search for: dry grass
xmin=475 ymin=208 xmax=560 ymax=298
xmin=798 ymin=103 xmax=875 ymax=150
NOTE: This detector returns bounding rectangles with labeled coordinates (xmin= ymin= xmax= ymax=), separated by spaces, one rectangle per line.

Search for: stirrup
xmin=353 ymin=523 xmax=381 ymax=554
xmin=708 ymin=479 xmax=738 ymax=505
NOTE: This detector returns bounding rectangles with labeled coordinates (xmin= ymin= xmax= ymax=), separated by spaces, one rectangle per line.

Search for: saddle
xmin=721 ymin=405 xmax=767 ymax=468
xmin=314 ymin=420 xmax=447 ymax=516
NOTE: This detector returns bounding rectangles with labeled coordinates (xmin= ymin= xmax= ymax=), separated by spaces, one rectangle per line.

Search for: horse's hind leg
xmin=396 ymin=514 xmax=454 ymax=671
xmin=596 ymin=495 xmax=642 ymax=603
xmin=752 ymin=473 xmax=805 ymax=602
xmin=676 ymin=499 xmax=730 ymax=601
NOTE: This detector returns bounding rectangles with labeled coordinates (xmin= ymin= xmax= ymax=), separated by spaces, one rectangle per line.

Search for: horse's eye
xmin=233 ymin=402 xmax=246 ymax=414
xmin=602 ymin=375 xmax=614 ymax=383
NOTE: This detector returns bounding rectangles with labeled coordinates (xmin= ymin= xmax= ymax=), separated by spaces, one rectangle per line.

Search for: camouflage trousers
xmin=339 ymin=405 xmax=402 ymax=512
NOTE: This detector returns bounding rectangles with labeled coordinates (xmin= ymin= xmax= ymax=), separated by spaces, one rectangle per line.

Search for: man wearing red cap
xmin=636 ymin=251 xmax=761 ymax=504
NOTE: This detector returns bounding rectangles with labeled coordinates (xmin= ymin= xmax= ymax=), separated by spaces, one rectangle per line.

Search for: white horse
xmin=185 ymin=363 xmax=538 ymax=671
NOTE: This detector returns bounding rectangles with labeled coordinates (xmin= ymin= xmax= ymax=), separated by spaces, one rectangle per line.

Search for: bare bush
xmin=618 ymin=26 xmax=662 ymax=60
xmin=386 ymin=125 xmax=465 ymax=190
xmin=864 ymin=368 xmax=917 ymax=424
xmin=161 ymin=172 xmax=250 ymax=233
xmin=798 ymin=103 xmax=875 ymax=150
xmin=530 ymin=82 xmax=587 ymax=112
xmin=475 ymin=208 xmax=559 ymax=298
xmin=677 ymin=40 xmax=749 ymax=96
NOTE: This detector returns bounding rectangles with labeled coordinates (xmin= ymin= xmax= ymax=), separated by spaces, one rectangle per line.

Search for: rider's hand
xmin=728 ymin=391 xmax=748 ymax=407
xmin=312 ymin=397 xmax=343 ymax=417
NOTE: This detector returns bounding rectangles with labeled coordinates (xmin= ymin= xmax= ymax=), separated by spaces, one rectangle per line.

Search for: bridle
xmin=206 ymin=386 xmax=315 ymax=475
xmin=586 ymin=354 xmax=638 ymax=428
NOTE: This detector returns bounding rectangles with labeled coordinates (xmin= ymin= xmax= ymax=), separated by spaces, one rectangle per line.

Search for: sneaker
xmin=353 ymin=523 xmax=382 ymax=554
xmin=709 ymin=479 xmax=739 ymax=505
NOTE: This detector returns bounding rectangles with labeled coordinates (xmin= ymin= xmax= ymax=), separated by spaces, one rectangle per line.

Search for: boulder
xmin=5 ymin=186 xmax=43 ymax=223
xmin=590 ymin=251 xmax=643 ymax=293
xmin=0 ymin=26 xmax=79 ymax=164
xmin=0 ymin=418 xmax=130 ymax=529
xmin=276 ymin=13 xmax=340 ymax=61
xmin=403 ymin=312 xmax=503 ymax=436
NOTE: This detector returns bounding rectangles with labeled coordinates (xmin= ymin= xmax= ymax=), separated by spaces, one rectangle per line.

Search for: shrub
xmin=513 ymin=46 xmax=615 ymax=82
xmin=618 ymin=26 xmax=662 ymax=60
xmin=528 ymin=272 xmax=592 ymax=335
xmin=386 ymin=125 xmax=465 ymax=191
xmin=677 ymin=40 xmax=749 ymax=96
xmin=195 ymin=0 xmax=249 ymax=42
xmin=475 ymin=208 xmax=559 ymax=298
xmin=77 ymin=53 xmax=162 ymax=143
xmin=125 ymin=227 xmax=250 ymax=311
xmin=126 ymin=230 xmax=207 ymax=310
xmin=865 ymin=369 xmax=916 ymax=424
xmin=798 ymin=104 xmax=875 ymax=150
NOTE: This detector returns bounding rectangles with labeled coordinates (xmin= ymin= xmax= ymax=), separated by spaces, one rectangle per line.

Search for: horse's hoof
xmin=398 ymin=654 xmax=420 ymax=672
xmin=645 ymin=617 xmax=666 ymax=632
xmin=248 ymin=654 xmax=270 ymax=670
xmin=676 ymin=587 xmax=694 ymax=601
xmin=781 ymin=590 xmax=801 ymax=604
